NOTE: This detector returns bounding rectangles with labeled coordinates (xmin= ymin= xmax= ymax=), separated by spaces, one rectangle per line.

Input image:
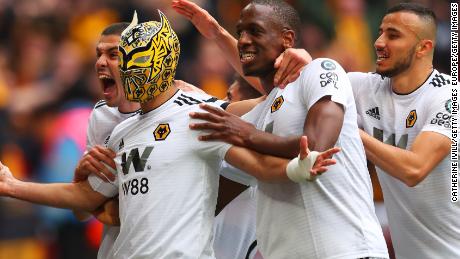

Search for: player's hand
xmin=189 ymin=103 xmax=257 ymax=147
xmin=298 ymin=136 xmax=340 ymax=178
xmin=172 ymin=0 xmax=221 ymax=40
xmin=92 ymin=197 xmax=120 ymax=226
xmin=0 ymin=161 xmax=15 ymax=196
xmin=175 ymin=80 xmax=206 ymax=94
xmin=74 ymin=146 xmax=116 ymax=182
xmin=274 ymin=48 xmax=312 ymax=88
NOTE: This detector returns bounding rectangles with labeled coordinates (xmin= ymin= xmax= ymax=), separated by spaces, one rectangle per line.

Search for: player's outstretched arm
xmin=190 ymin=98 xmax=344 ymax=159
xmin=171 ymin=0 xmax=311 ymax=92
xmin=224 ymin=136 xmax=340 ymax=182
xmin=0 ymin=162 xmax=108 ymax=212
xmin=190 ymin=103 xmax=299 ymax=158
xmin=360 ymin=130 xmax=450 ymax=187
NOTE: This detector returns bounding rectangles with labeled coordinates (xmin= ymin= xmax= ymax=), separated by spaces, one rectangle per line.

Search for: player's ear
xmin=282 ymin=28 xmax=295 ymax=49
xmin=416 ymin=39 xmax=434 ymax=58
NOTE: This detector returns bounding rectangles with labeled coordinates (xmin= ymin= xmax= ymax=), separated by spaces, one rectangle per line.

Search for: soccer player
xmin=176 ymin=0 xmax=389 ymax=258
xmin=64 ymin=22 xmax=140 ymax=259
xmin=349 ymin=3 xmax=458 ymax=258
xmin=0 ymin=11 xmax=339 ymax=258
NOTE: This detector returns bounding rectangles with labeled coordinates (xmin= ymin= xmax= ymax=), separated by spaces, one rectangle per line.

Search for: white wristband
xmin=286 ymin=151 xmax=320 ymax=182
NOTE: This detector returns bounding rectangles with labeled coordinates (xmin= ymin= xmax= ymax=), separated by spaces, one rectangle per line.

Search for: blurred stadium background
xmin=0 ymin=0 xmax=451 ymax=258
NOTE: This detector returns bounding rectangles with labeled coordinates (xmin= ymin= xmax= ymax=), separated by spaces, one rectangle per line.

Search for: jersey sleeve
xmin=184 ymin=91 xmax=230 ymax=110
xmin=86 ymin=109 xmax=98 ymax=150
xmin=422 ymin=88 xmax=452 ymax=140
xmin=88 ymin=174 xmax=119 ymax=197
xmin=348 ymin=72 xmax=371 ymax=129
xmin=87 ymin=123 xmax=121 ymax=197
xmin=201 ymin=96 xmax=229 ymax=110
xmin=188 ymin=103 xmax=232 ymax=161
xmin=347 ymin=72 xmax=368 ymax=100
xmin=188 ymin=118 xmax=232 ymax=160
xmin=299 ymin=58 xmax=349 ymax=111
xmin=218 ymin=161 xmax=257 ymax=187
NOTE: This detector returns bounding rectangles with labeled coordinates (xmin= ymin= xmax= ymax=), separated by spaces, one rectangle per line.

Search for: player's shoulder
xmin=301 ymin=58 xmax=346 ymax=75
xmin=172 ymin=90 xmax=228 ymax=111
xmin=347 ymin=71 xmax=384 ymax=82
xmin=293 ymin=58 xmax=349 ymax=88
xmin=110 ymin=111 xmax=140 ymax=136
xmin=425 ymin=70 xmax=451 ymax=91
xmin=91 ymin=100 xmax=117 ymax=114
xmin=94 ymin=100 xmax=108 ymax=109
xmin=89 ymin=100 xmax=113 ymax=118
xmin=89 ymin=100 xmax=124 ymax=119
xmin=347 ymin=72 xmax=387 ymax=90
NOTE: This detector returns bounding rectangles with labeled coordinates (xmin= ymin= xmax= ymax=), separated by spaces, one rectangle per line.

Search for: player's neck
xmin=140 ymin=86 xmax=178 ymax=112
xmin=118 ymin=101 xmax=140 ymax=114
xmin=259 ymin=70 xmax=277 ymax=93
xmin=390 ymin=62 xmax=434 ymax=94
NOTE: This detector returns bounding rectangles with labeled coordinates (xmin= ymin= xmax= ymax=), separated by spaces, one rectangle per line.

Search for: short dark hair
xmin=251 ymin=0 xmax=301 ymax=46
xmin=386 ymin=3 xmax=436 ymax=24
xmin=101 ymin=22 xmax=130 ymax=36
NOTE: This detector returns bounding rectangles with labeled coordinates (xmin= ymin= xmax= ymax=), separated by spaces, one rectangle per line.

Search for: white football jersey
xmin=243 ymin=59 xmax=388 ymax=259
xmin=89 ymin=90 xmax=231 ymax=259
xmin=85 ymin=100 xmax=138 ymax=259
xmin=86 ymin=100 xmax=139 ymax=151
xmin=213 ymin=187 xmax=259 ymax=259
xmin=349 ymin=70 xmax=459 ymax=259
xmin=218 ymin=161 xmax=257 ymax=187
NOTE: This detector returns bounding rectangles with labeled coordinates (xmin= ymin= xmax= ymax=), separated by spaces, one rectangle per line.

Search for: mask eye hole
xmin=133 ymin=55 xmax=150 ymax=64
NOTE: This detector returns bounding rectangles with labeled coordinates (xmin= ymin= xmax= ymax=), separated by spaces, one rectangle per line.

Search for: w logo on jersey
xmin=121 ymin=147 xmax=153 ymax=175
xmin=373 ymin=127 xmax=408 ymax=149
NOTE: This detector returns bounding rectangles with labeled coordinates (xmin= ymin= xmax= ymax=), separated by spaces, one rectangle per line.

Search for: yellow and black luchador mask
xmin=119 ymin=11 xmax=180 ymax=103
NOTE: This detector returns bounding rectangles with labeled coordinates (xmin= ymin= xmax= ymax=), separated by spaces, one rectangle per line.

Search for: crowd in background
xmin=0 ymin=0 xmax=451 ymax=258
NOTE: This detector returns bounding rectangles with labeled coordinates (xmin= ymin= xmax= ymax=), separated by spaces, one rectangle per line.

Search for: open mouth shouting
xmin=99 ymin=74 xmax=117 ymax=98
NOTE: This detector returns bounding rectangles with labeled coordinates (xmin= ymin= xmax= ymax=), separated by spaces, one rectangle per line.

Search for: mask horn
xmin=122 ymin=10 xmax=138 ymax=36
xmin=158 ymin=10 xmax=171 ymax=30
